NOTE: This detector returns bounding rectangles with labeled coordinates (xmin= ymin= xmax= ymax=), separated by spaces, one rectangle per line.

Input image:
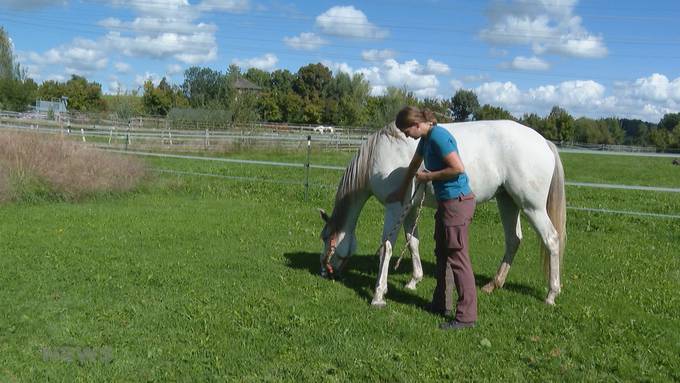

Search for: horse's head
xmin=319 ymin=209 xmax=356 ymax=278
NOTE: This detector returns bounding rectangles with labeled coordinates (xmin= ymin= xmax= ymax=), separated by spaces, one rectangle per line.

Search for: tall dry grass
xmin=0 ymin=132 xmax=146 ymax=202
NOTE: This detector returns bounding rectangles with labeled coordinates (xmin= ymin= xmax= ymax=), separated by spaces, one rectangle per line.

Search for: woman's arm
xmin=415 ymin=151 xmax=464 ymax=183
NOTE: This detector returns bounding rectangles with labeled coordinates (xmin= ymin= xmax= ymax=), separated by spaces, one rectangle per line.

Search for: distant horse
xmin=673 ymin=159 xmax=679 ymax=166
xmin=319 ymin=121 xmax=566 ymax=306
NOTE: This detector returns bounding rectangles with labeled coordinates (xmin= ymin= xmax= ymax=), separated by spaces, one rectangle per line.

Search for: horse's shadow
xmin=283 ymin=251 xmax=543 ymax=309
xmin=283 ymin=251 xmax=433 ymax=308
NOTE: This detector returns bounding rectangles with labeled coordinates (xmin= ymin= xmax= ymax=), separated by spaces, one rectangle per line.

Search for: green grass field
xmin=1 ymin=149 xmax=679 ymax=381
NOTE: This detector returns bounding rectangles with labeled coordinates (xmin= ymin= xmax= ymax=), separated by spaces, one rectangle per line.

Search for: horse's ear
xmin=319 ymin=208 xmax=329 ymax=222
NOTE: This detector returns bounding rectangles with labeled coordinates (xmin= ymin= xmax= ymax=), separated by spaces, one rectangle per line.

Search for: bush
xmin=0 ymin=132 xmax=146 ymax=202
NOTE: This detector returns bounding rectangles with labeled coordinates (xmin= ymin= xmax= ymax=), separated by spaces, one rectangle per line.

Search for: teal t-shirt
xmin=416 ymin=125 xmax=472 ymax=201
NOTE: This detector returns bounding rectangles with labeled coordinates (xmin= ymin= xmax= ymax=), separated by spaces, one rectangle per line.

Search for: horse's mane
xmin=328 ymin=122 xmax=404 ymax=231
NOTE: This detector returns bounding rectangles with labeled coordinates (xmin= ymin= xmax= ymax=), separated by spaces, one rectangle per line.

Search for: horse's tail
xmin=542 ymin=141 xmax=566 ymax=279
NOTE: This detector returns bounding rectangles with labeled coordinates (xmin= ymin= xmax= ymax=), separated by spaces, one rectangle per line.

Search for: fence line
xmin=151 ymin=168 xmax=679 ymax=220
xmin=3 ymin=119 xmax=680 ymax=157
xmin=566 ymin=207 xmax=680 ymax=220
xmin=115 ymin=148 xmax=680 ymax=193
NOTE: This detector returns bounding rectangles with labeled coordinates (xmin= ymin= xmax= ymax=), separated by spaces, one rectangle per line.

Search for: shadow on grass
xmin=284 ymin=251 xmax=437 ymax=310
xmin=474 ymin=274 xmax=544 ymax=301
xmin=285 ymin=251 xmax=545 ymax=306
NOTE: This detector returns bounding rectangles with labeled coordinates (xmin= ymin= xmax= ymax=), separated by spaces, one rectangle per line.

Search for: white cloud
xmin=528 ymin=80 xmax=606 ymax=107
xmin=462 ymin=74 xmax=490 ymax=83
xmin=480 ymin=0 xmax=607 ymax=59
xmin=322 ymin=61 xmax=355 ymax=76
xmin=97 ymin=1 xmax=220 ymax=65
xmin=110 ymin=0 xmax=199 ymax=19
xmin=425 ymin=59 xmax=450 ymax=75
xmin=114 ymin=62 xmax=132 ymax=74
xmin=166 ymin=63 xmax=184 ymax=76
xmin=197 ymin=0 xmax=250 ymax=13
xmin=325 ymin=58 xmax=441 ymax=98
xmin=476 ymin=81 xmax=523 ymax=106
xmin=473 ymin=74 xmax=680 ymax=122
xmin=26 ymin=38 xmax=108 ymax=75
xmin=450 ymin=79 xmax=464 ymax=91
xmin=316 ymin=6 xmax=388 ymax=39
xmin=501 ymin=56 xmax=550 ymax=71
xmin=108 ymin=79 xmax=127 ymax=94
xmin=232 ymin=53 xmax=278 ymax=71
xmin=105 ymin=31 xmax=217 ymax=64
xmin=283 ymin=32 xmax=327 ymax=51
xmin=361 ymin=49 xmax=396 ymax=62
xmin=615 ymin=73 xmax=680 ymax=103
xmin=382 ymin=59 xmax=438 ymax=93
xmin=135 ymin=71 xmax=161 ymax=87
xmin=46 ymin=74 xmax=67 ymax=82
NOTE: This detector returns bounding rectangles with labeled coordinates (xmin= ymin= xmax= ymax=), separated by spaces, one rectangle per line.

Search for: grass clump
xmin=0 ymin=132 xmax=146 ymax=202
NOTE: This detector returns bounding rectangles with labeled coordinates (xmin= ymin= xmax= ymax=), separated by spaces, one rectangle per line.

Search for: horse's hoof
xmin=371 ymin=300 xmax=387 ymax=308
xmin=404 ymin=280 xmax=419 ymax=290
xmin=544 ymin=292 xmax=558 ymax=305
xmin=481 ymin=282 xmax=496 ymax=294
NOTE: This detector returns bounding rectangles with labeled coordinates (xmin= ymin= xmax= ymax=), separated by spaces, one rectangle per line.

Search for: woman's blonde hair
xmin=395 ymin=106 xmax=437 ymax=130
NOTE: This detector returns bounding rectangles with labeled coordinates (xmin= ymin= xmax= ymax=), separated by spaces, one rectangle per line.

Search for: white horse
xmin=319 ymin=120 xmax=566 ymax=306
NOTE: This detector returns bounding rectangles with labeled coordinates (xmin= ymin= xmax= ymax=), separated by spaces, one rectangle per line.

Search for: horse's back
xmin=440 ymin=120 xmax=555 ymax=205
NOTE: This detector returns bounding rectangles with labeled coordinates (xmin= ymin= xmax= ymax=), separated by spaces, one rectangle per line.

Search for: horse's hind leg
xmin=523 ymin=208 xmax=561 ymax=305
xmin=403 ymin=207 xmax=422 ymax=290
xmin=482 ymin=192 xmax=522 ymax=294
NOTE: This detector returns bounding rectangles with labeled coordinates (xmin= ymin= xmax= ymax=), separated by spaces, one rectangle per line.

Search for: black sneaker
xmin=439 ymin=320 xmax=476 ymax=330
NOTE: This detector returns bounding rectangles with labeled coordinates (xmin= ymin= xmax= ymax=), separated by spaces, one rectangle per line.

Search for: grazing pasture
xmin=0 ymin=148 xmax=678 ymax=381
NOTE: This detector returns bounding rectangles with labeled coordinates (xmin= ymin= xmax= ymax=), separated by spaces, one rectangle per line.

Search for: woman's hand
xmin=415 ymin=170 xmax=431 ymax=183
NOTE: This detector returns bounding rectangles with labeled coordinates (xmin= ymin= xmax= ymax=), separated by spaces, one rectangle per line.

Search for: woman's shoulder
xmin=432 ymin=125 xmax=455 ymax=140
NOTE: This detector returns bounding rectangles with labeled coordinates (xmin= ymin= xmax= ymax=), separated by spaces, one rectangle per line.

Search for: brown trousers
xmin=431 ymin=194 xmax=477 ymax=323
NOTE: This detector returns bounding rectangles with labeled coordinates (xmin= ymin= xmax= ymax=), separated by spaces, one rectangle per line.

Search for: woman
xmin=387 ymin=106 xmax=477 ymax=330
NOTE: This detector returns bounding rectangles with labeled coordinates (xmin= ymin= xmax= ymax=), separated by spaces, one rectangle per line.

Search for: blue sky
xmin=1 ymin=0 xmax=679 ymax=122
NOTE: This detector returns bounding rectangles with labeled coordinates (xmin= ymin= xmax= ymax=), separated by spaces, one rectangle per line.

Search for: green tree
xmin=106 ymin=90 xmax=143 ymax=121
xmin=143 ymin=79 xmax=172 ymax=116
xmin=649 ymin=127 xmax=671 ymax=151
xmin=658 ymin=113 xmax=680 ymax=132
xmin=279 ymin=91 xmax=304 ymax=123
xmin=0 ymin=26 xmax=14 ymax=80
xmin=420 ymin=98 xmax=451 ymax=123
xmin=546 ymin=106 xmax=574 ymax=142
xmin=364 ymin=86 xmax=417 ymax=129
xmin=671 ymin=124 xmax=680 ymax=149
xmin=71 ymin=75 xmax=105 ymax=112
xmin=270 ymin=69 xmax=295 ymax=95
xmin=142 ymin=77 xmax=189 ymax=116
xmin=474 ymin=104 xmax=514 ymax=121
xmin=37 ymin=80 xmax=67 ymax=100
xmin=323 ymin=72 xmax=370 ymax=126
xmin=182 ymin=66 xmax=228 ymax=108
xmin=448 ymin=89 xmax=479 ymax=122
xmin=256 ymin=92 xmax=281 ymax=122
xmin=294 ymin=63 xmax=332 ymax=101
xmin=522 ymin=113 xmax=549 ymax=137
xmin=0 ymin=26 xmax=36 ymax=111
xmin=602 ymin=117 xmax=624 ymax=144
xmin=244 ymin=68 xmax=270 ymax=88
xmin=293 ymin=63 xmax=331 ymax=123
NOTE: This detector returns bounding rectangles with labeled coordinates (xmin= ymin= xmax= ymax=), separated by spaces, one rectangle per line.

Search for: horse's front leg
xmin=371 ymin=203 xmax=402 ymax=307
xmin=371 ymin=241 xmax=392 ymax=307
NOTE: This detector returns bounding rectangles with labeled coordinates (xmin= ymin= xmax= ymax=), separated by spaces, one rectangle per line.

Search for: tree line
xmin=2 ymin=26 xmax=680 ymax=149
